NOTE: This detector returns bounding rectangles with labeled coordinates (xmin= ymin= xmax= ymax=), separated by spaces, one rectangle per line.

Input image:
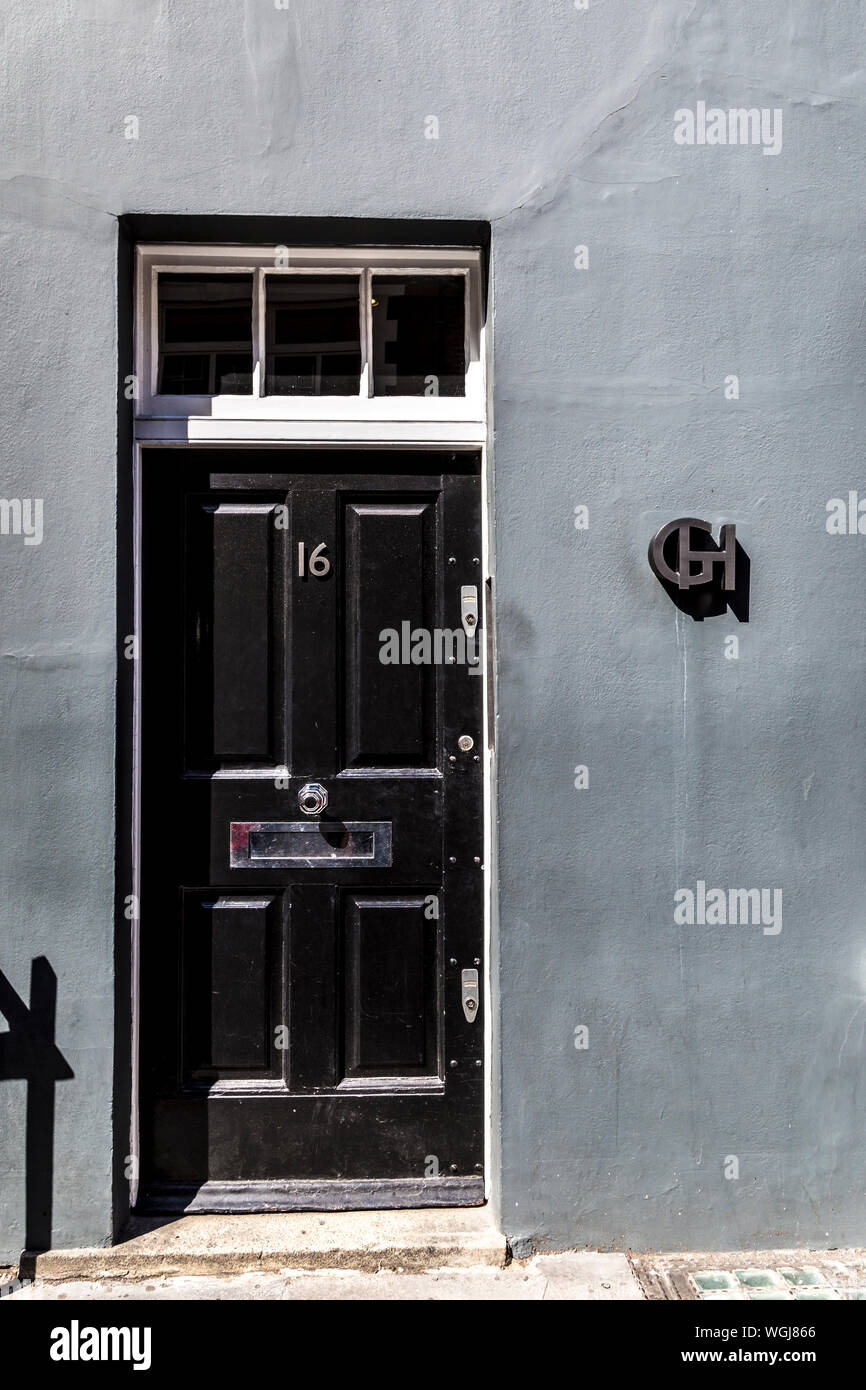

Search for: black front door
xmin=139 ymin=449 xmax=484 ymax=1210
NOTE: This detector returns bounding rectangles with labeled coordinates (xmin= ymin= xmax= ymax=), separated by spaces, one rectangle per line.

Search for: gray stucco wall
xmin=2 ymin=0 xmax=865 ymax=1259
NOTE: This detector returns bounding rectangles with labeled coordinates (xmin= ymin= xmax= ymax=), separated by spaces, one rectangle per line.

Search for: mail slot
xmin=230 ymin=821 xmax=392 ymax=869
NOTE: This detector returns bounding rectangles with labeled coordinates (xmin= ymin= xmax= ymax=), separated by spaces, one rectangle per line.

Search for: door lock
xmin=461 ymin=968 xmax=480 ymax=1022
xmin=298 ymin=782 xmax=328 ymax=816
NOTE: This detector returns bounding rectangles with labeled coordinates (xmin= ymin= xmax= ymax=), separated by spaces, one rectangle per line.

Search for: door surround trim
xmin=127 ymin=233 xmax=493 ymax=1220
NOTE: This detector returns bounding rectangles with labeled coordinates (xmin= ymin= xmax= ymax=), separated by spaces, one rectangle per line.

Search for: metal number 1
xmin=298 ymin=541 xmax=331 ymax=578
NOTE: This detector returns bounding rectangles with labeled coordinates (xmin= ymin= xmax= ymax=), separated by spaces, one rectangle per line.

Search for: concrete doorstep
xmin=23 ymin=1208 xmax=508 ymax=1280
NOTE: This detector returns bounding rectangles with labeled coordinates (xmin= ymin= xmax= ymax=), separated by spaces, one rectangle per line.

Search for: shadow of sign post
xmin=0 ymin=958 xmax=74 ymax=1260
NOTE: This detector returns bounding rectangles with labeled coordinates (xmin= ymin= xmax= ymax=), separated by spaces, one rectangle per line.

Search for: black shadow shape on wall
xmin=0 ymin=959 xmax=74 ymax=1263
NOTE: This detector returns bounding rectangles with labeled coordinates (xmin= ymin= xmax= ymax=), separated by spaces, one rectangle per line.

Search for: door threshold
xmin=138 ymin=1176 xmax=485 ymax=1214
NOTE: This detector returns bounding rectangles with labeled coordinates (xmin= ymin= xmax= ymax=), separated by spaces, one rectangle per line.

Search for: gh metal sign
xmin=649 ymin=518 xmax=737 ymax=591
xmin=648 ymin=518 xmax=748 ymax=622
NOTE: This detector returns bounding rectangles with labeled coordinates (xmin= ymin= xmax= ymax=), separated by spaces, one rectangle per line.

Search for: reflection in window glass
xmin=157 ymin=274 xmax=253 ymax=394
xmin=265 ymin=277 xmax=362 ymax=395
xmin=372 ymin=276 xmax=465 ymax=397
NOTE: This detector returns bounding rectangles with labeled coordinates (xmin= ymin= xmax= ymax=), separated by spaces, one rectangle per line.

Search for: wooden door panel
xmin=342 ymin=893 xmax=439 ymax=1081
xmin=342 ymin=498 xmax=439 ymax=770
xmin=180 ymin=891 xmax=285 ymax=1083
xmin=184 ymin=496 xmax=288 ymax=774
xmin=140 ymin=450 xmax=483 ymax=1207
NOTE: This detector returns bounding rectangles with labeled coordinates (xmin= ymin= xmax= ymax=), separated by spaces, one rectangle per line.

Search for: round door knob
xmin=298 ymin=782 xmax=328 ymax=816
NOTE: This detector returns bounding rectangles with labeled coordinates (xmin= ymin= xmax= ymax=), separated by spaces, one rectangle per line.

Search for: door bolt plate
xmin=460 ymin=586 xmax=478 ymax=637
xmin=462 ymin=968 xmax=479 ymax=1022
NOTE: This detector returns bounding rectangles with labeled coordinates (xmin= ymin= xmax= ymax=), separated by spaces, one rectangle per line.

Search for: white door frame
xmin=127 ymin=241 xmax=495 ymax=1213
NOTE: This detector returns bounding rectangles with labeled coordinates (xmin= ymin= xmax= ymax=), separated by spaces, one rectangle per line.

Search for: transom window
xmin=135 ymin=245 xmax=485 ymax=437
xmin=157 ymin=274 xmax=254 ymax=395
xmin=265 ymin=276 xmax=362 ymax=397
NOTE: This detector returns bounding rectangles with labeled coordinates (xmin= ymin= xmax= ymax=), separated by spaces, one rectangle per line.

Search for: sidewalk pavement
xmin=4 ymin=1229 xmax=866 ymax=1301
xmin=1 ymin=1252 xmax=641 ymax=1300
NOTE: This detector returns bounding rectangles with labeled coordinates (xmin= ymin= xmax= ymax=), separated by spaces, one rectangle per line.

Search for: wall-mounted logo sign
xmin=649 ymin=518 xmax=735 ymax=590
xmin=649 ymin=517 xmax=749 ymax=622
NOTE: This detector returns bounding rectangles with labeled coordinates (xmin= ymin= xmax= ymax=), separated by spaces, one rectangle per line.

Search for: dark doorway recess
xmin=138 ymin=449 xmax=485 ymax=1212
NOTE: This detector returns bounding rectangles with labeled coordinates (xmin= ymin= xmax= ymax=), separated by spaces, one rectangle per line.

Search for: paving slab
xmin=24 ymin=1207 xmax=507 ymax=1280
xmin=533 ymin=1252 xmax=643 ymax=1300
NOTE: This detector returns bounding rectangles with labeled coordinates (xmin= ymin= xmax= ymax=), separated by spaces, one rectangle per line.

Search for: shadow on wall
xmin=0 ymin=959 xmax=74 ymax=1264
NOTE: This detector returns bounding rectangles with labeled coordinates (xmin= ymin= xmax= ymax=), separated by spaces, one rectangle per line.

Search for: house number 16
xmin=298 ymin=541 xmax=331 ymax=577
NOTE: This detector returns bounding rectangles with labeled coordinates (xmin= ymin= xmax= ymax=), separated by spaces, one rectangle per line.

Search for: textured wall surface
xmin=1 ymin=0 xmax=865 ymax=1258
